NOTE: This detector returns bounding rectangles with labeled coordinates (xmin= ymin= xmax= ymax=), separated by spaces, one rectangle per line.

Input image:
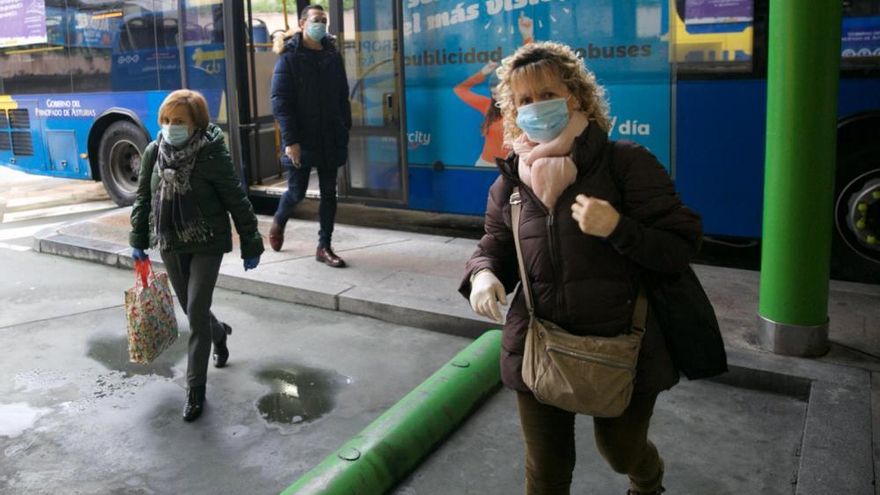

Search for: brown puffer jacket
xmin=459 ymin=123 xmax=703 ymax=395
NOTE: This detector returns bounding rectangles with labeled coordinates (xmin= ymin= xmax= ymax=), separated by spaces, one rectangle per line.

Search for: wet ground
xmin=3 ymin=241 xmax=867 ymax=494
xmin=0 ymin=247 xmax=472 ymax=494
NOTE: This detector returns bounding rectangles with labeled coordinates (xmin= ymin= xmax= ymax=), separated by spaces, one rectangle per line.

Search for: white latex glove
xmin=469 ymin=270 xmax=507 ymax=322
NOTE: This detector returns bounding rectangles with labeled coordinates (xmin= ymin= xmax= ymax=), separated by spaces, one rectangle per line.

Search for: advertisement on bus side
xmin=842 ymin=16 xmax=880 ymax=58
xmin=0 ymin=0 xmax=48 ymax=48
xmin=401 ymin=0 xmax=671 ymax=171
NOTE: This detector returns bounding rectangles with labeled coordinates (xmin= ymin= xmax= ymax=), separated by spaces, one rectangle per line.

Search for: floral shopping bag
xmin=125 ymin=259 xmax=179 ymax=364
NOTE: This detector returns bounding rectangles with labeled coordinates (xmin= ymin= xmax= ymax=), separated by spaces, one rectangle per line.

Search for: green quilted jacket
xmin=129 ymin=124 xmax=265 ymax=259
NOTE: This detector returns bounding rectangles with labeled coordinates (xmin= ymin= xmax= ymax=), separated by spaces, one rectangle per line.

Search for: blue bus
xmin=0 ymin=0 xmax=265 ymax=203
xmin=1 ymin=0 xmax=878 ymax=282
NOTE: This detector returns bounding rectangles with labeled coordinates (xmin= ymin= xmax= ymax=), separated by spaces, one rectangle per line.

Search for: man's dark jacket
xmin=459 ymin=123 xmax=704 ymax=394
xmin=271 ymin=32 xmax=351 ymax=167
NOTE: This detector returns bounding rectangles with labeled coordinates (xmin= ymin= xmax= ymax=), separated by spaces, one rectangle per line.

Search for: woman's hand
xmin=571 ymin=194 xmax=620 ymax=237
xmin=469 ymin=269 xmax=507 ymax=323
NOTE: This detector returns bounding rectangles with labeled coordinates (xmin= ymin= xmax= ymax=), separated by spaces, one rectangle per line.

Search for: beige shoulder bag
xmin=511 ymin=188 xmax=647 ymax=417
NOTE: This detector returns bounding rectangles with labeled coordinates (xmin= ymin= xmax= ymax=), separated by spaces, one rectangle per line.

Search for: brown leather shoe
xmin=316 ymin=246 xmax=346 ymax=268
xmin=269 ymin=221 xmax=284 ymax=252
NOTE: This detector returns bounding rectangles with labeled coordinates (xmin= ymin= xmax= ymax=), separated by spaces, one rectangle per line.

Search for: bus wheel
xmin=832 ymin=116 xmax=880 ymax=284
xmin=98 ymin=121 xmax=147 ymax=206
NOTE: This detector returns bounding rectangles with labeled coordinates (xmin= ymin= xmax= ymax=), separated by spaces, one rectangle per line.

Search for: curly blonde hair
xmin=494 ymin=41 xmax=611 ymax=144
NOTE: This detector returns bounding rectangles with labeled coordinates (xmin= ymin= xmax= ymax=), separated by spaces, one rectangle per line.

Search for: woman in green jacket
xmin=129 ymin=89 xmax=265 ymax=422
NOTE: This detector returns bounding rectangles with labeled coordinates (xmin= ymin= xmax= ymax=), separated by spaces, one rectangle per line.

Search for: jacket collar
xmin=496 ymin=121 xmax=609 ymax=181
xmin=284 ymin=31 xmax=338 ymax=55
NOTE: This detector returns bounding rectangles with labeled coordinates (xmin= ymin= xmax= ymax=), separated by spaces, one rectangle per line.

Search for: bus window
xmin=71 ymin=2 xmax=126 ymax=93
xmin=0 ymin=0 xmax=74 ymax=95
xmin=111 ymin=3 xmax=185 ymax=92
xmin=119 ymin=17 xmax=153 ymax=52
xmin=159 ymin=18 xmax=179 ymax=49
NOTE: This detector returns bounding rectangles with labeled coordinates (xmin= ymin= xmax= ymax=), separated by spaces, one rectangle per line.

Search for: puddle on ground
xmin=86 ymin=333 xmax=187 ymax=379
xmin=256 ymin=365 xmax=350 ymax=425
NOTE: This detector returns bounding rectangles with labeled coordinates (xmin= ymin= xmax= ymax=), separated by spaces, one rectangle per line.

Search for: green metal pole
xmin=280 ymin=330 xmax=502 ymax=495
xmin=758 ymin=0 xmax=841 ymax=356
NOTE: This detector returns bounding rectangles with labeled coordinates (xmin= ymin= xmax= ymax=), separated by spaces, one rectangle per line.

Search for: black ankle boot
xmin=213 ymin=323 xmax=232 ymax=368
xmin=183 ymin=386 xmax=206 ymax=422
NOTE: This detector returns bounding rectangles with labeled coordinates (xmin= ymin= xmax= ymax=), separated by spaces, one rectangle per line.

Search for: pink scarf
xmin=514 ymin=111 xmax=589 ymax=210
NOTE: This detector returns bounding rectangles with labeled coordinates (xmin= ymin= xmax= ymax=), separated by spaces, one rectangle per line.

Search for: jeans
xmin=273 ymin=149 xmax=339 ymax=248
xmin=516 ymin=391 xmax=664 ymax=494
xmin=160 ymin=251 xmax=226 ymax=388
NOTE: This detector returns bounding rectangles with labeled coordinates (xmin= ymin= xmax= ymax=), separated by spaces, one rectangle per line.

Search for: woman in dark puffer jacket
xmin=130 ymin=90 xmax=264 ymax=422
xmin=459 ymin=42 xmax=702 ymax=495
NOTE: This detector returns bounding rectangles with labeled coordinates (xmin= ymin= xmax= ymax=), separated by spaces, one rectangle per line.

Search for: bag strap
xmin=632 ymin=286 xmax=648 ymax=334
xmin=510 ymin=187 xmax=534 ymax=316
xmin=510 ymin=185 xmax=648 ymax=333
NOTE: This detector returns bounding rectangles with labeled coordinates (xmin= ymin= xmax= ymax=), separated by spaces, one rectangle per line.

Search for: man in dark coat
xmin=270 ymin=4 xmax=351 ymax=267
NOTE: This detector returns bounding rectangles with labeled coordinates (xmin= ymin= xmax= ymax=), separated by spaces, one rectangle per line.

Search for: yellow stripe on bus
xmin=0 ymin=96 xmax=18 ymax=111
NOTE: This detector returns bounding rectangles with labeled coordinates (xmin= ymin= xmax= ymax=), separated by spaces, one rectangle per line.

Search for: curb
xmin=32 ymin=226 xmax=497 ymax=338
xmin=282 ymin=330 xmax=502 ymax=494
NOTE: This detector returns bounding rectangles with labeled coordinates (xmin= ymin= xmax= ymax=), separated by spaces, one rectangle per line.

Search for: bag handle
xmin=510 ymin=186 xmax=647 ymax=333
xmin=134 ymin=259 xmax=152 ymax=288
xmin=510 ymin=188 xmax=535 ymax=316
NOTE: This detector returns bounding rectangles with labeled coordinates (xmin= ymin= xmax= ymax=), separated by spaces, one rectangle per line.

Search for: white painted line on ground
xmin=0 ymin=241 xmax=31 ymax=252
xmin=0 ymin=222 xmax=64 ymax=241
xmin=2 ymin=201 xmax=118 ymax=223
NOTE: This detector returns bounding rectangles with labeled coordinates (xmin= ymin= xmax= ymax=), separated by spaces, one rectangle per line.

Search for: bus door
xmin=224 ymin=0 xmax=407 ymax=205
xmin=333 ymin=0 xmax=407 ymax=204
xmin=217 ymin=0 xmax=279 ymax=194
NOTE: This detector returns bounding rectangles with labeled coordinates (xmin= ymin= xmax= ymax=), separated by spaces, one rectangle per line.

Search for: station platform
xmin=16 ymin=207 xmax=880 ymax=494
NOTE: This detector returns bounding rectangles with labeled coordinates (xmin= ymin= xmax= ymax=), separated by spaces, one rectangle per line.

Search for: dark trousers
xmin=160 ymin=251 xmax=226 ymax=388
xmin=516 ymin=391 xmax=664 ymax=494
xmin=273 ymin=150 xmax=339 ymax=248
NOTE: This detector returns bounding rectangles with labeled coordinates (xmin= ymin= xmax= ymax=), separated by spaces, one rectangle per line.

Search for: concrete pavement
xmin=8 ymin=208 xmax=880 ymax=493
xmin=0 ymin=166 xmax=115 ymax=224
xmin=0 ymin=247 xmax=473 ymax=494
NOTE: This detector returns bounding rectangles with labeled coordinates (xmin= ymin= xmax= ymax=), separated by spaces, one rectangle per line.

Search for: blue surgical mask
xmin=516 ymin=97 xmax=570 ymax=143
xmin=161 ymin=124 xmax=191 ymax=147
xmin=306 ymin=22 xmax=327 ymax=41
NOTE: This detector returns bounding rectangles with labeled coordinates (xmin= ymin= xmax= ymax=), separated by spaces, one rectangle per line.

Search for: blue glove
xmin=132 ymin=248 xmax=149 ymax=261
xmin=243 ymin=256 xmax=260 ymax=271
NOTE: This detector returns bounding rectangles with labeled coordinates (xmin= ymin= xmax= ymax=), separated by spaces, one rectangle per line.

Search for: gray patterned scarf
xmin=151 ymin=131 xmax=212 ymax=250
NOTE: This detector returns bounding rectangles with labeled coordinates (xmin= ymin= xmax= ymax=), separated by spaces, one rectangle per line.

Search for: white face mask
xmin=161 ymin=124 xmax=191 ymax=147
xmin=515 ymin=97 xmax=571 ymax=143
xmin=306 ymin=22 xmax=327 ymax=41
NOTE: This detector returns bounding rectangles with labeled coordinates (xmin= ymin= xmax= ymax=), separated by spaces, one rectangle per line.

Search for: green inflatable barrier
xmin=281 ymin=329 xmax=502 ymax=495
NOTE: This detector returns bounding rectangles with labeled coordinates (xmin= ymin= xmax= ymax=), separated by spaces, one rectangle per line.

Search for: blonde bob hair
xmin=495 ymin=41 xmax=611 ymax=144
xmin=158 ymin=89 xmax=210 ymax=130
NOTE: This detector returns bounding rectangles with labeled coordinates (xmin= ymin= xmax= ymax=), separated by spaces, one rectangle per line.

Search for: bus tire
xmin=831 ymin=114 xmax=880 ymax=284
xmin=98 ymin=121 xmax=148 ymax=206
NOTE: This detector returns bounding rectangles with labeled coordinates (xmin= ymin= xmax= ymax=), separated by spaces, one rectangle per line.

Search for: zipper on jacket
xmin=545 ymin=344 xmax=634 ymax=370
xmin=546 ymin=214 xmax=565 ymax=323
